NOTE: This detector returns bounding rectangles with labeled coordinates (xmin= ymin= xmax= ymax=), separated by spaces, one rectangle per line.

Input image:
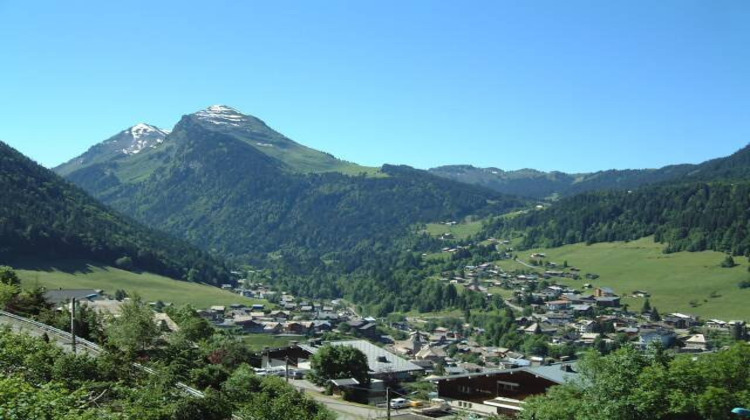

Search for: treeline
xmin=482 ymin=181 xmax=750 ymax=256
xmin=0 ymin=141 xmax=230 ymax=285
xmin=522 ymin=343 xmax=750 ymax=420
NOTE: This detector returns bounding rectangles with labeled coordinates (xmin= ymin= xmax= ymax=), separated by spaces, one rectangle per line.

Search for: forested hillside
xmin=63 ymin=114 xmax=523 ymax=263
xmin=483 ymin=181 xmax=750 ymax=256
xmin=0 ymin=141 xmax=229 ymax=285
xmin=55 ymin=107 xmax=525 ymax=312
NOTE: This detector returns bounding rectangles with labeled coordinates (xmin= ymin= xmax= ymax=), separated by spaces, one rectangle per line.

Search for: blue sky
xmin=1 ymin=0 xmax=748 ymax=172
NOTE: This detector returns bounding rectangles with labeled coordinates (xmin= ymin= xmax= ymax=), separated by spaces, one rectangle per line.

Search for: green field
xmin=12 ymin=258 xmax=266 ymax=309
xmin=504 ymin=237 xmax=750 ymax=320
xmin=424 ymin=219 xmax=484 ymax=240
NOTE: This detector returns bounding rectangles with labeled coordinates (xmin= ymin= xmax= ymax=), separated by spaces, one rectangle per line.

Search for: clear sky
xmin=1 ymin=0 xmax=748 ymax=172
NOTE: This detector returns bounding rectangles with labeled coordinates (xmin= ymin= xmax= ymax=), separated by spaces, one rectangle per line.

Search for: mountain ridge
xmin=429 ymin=144 xmax=749 ymax=199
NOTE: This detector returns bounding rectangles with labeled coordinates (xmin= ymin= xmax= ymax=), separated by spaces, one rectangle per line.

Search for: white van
xmin=390 ymin=398 xmax=409 ymax=409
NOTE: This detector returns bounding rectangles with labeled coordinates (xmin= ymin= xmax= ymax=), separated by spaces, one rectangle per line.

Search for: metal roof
xmin=303 ymin=340 xmax=424 ymax=375
xmin=431 ymin=363 xmax=579 ymax=385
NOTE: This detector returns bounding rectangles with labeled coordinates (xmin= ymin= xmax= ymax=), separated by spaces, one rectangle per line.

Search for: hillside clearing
xmin=424 ymin=219 xmax=484 ymax=240
xmin=11 ymin=258 xmax=264 ymax=309
xmin=500 ymin=237 xmax=750 ymax=320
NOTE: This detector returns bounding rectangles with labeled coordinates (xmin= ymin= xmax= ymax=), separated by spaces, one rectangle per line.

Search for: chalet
xmin=706 ymin=319 xmax=728 ymax=329
xmin=545 ymin=300 xmax=571 ymax=311
xmin=348 ymin=320 xmax=381 ymax=340
xmin=519 ymin=323 xmax=557 ymax=336
xmin=269 ymin=310 xmax=291 ymax=320
xmin=683 ymin=334 xmax=708 ymax=352
xmin=571 ymin=304 xmax=594 ymax=316
xmin=394 ymin=331 xmax=427 ymax=356
xmin=663 ymin=315 xmax=690 ymax=329
xmin=543 ymin=313 xmax=573 ymax=326
xmin=639 ymin=328 xmax=677 ymax=349
xmin=284 ymin=321 xmax=313 ymax=335
xmin=312 ymin=320 xmax=333 ymax=332
xmin=594 ymin=287 xmax=616 ymax=297
xmin=575 ymin=320 xmax=596 ymax=334
xmin=432 ymin=364 xmax=578 ymax=417
xmin=594 ymin=296 xmax=621 ymax=308
xmin=235 ymin=318 xmax=264 ymax=333
xmin=632 ymin=290 xmax=650 ymax=298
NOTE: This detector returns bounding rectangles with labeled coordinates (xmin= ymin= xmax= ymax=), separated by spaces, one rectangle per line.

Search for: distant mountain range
xmin=429 ymin=144 xmax=750 ymax=199
xmin=0 ymin=141 xmax=229 ymax=285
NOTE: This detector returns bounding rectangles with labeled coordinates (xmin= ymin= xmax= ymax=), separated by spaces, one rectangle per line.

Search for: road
xmin=291 ymin=379 xmax=389 ymax=420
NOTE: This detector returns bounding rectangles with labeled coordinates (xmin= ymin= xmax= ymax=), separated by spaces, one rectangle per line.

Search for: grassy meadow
xmin=496 ymin=237 xmax=750 ymax=320
xmin=424 ymin=219 xmax=484 ymax=240
xmin=11 ymin=258 xmax=265 ymax=309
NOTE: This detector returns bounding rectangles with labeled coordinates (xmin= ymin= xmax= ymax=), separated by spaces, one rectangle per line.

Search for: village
xmin=42 ymin=244 xmax=749 ymax=420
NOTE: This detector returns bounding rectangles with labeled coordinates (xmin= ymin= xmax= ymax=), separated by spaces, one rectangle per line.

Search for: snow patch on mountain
xmin=194 ymin=105 xmax=247 ymax=127
xmin=120 ymin=123 xmax=169 ymax=155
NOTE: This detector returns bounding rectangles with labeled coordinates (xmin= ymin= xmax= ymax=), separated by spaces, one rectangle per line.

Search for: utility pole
xmin=70 ymin=297 xmax=76 ymax=354
xmin=386 ymin=387 xmax=391 ymax=420
xmin=285 ymin=356 xmax=290 ymax=383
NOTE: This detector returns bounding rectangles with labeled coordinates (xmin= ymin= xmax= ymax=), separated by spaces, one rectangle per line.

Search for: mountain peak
xmin=117 ymin=123 xmax=168 ymax=155
xmin=193 ymin=105 xmax=248 ymax=127
xmin=129 ymin=123 xmax=169 ymax=139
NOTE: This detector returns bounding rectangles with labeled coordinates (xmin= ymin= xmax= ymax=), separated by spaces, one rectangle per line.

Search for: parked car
xmin=390 ymin=398 xmax=409 ymax=409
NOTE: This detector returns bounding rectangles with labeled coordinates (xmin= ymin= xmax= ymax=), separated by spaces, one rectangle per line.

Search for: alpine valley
xmin=51 ymin=104 xmax=750 ymax=317
xmin=53 ymin=105 xmax=526 ymax=312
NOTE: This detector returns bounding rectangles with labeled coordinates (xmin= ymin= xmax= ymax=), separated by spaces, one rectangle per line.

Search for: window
xmin=497 ymin=380 xmax=520 ymax=392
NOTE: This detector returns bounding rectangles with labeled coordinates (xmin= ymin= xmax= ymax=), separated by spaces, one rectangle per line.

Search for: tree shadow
xmin=6 ymin=257 xmax=102 ymax=275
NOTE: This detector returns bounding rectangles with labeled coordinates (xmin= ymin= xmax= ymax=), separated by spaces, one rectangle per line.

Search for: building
xmin=301 ymin=340 xmax=423 ymax=381
xmin=432 ymin=364 xmax=578 ymax=417
xmin=266 ymin=340 xmax=424 ymax=381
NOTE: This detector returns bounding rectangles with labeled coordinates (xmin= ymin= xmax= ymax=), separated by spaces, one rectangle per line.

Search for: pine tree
xmin=641 ymin=298 xmax=652 ymax=314
xmin=649 ymin=307 xmax=661 ymax=322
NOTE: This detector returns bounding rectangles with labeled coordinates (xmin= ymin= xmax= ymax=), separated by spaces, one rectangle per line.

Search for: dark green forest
xmin=482 ymin=181 xmax=750 ymax=256
xmin=0 ymin=141 xmax=230 ymax=285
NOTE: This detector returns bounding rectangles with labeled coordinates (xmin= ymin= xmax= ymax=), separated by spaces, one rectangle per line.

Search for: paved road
xmin=291 ymin=379 xmax=389 ymax=419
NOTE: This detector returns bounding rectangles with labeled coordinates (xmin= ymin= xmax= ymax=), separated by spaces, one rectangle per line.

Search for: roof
xmin=44 ymin=289 xmax=101 ymax=305
xmin=431 ymin=363 xmax=579 ymax=385
xmin=330 ymin=378 xmax=360 ymax=387
xmin=304 ymin=340 xmax=424 ymax=375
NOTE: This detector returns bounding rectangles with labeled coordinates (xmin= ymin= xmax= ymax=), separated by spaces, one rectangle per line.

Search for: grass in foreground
xmin=509 ymin=237 xmax=750 ymax=320
xmin=12 ymin=258 xmax=265 ymax=309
